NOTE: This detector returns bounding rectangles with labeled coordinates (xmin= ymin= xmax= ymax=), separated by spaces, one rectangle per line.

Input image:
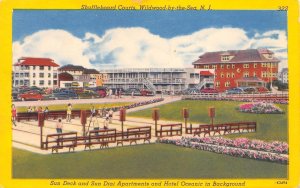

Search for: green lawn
xmin=13 ymin=144 xmax=287 ymax=179
xmin=17 ymin=102 xmax=133 ymax=113
xmin=128 ymin=100 xmax=288 ymax=141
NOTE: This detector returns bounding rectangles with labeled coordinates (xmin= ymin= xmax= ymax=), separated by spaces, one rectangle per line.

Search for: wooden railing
xmin=156 ymin=123 xmax=182 ymax=137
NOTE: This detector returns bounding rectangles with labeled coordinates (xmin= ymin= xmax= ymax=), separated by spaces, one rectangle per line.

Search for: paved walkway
xmin=12 ymin=96 xmax=183 ymax=154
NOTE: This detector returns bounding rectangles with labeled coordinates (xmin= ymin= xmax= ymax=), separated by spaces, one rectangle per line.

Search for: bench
xmin=116 ymin=126 xmax=151 ymax=146
xmin=43 ymin=132 xmax=78 ymax=153
xmin=17 ymin=112 xmax=38 ymax=122
xmin=156 ymin=123 xmax=182 ymax=137
xmin=84 ymin=128 xmax=116 ymax=150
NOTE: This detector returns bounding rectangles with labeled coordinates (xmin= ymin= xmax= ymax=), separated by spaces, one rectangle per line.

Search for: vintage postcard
xmin=0 ymin=0 xmax=299 ymax=187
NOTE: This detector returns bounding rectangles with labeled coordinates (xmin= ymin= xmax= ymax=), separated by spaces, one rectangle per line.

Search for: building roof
xmin=58 ymin=64 xmax=85 ymax=71
xmin=200 ymin=70 xmax=214 ymax=76
xmin=192 ymin=49 xmax=280 ymax=65
xmin=14 ymin=57 xmax=59 ymax=67
xmin=58 ymin=72 xmax=74 ymax=81
xmin=83 ymin=69 xmax=100 ymax=74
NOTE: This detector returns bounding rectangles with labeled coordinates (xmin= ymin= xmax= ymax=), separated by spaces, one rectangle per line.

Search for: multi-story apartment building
xmin=278 ymin=68 xmax=288 ymax=84
xmin=100 ymin=68 xmax=215 ymax=93
xmin=13 ymin=57 xmax=59 ymax=88
xmin=192 ymin=49 xmax=280 ymax=91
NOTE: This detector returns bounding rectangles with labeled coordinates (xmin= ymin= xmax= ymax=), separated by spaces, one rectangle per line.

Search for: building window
xmin=232 ymin=64 xmax=235 ymax=69
xmin=261 ymin=71 xmax=268 ymax=77
xmin=221 ymin=73 xmax=224 ymax=78
xmin=204 ymin=65 xmax=209 ymax=69
xmin=215 ymin=82 xmax=220 ymax=87
xmin=20 ymin=73 xmax=23 ymax=78
xmin=15 ymin=73 xmax=19 ymax=78
xmin=243 ymin=64 xmax=249 ymax=68
xmin=48 ymin=80 xmax=51 ymax=85
xmin=227 ymin=64 xmax=230 ymax=69
xmin=24 ymin=73 xmax=29 ymax=77
xmin=220 ymin=64 xmax=224 ymax=69
xmin=33 ymin=66 xmax=36 ymax=70
xmin=15 ymin=80 xmax=19 ymax=85
xmin=39 ymin=80 xmax=44 ymax=86
xmin=221 ymin=56 xmax=230 ymax=61
xmin=53 ymin=80 xmax=58 ymax=85
xmin=243 ymin=72 xmax=249 ymax=78
xmin=48 ymin=73 xmax=51 ymax=78
xmin=225 ymin=81 xmax=230 ymax=87
xmin=53 ymin=73 xmax=58 ymax=79
xmin=232 ymin=73 xmax=235 ymax=78
xmin=33 ymin=73 xmax=36 ymax=78
xmin=262 ymin=63 xmax=267 ymax=67
xmin=212 ymin=65 xmax=217 ymax=69
xmin=48 ymin=66 xmax=51 ymax=70
xmin=39 ymin=66 xmax=44 ymax=70
xmin=39 ymin=73 xmax=44 ymax=78
xmin=268 ymin=54 xmax=273 ymax=59
xmin=254 ymin=63 xmax=257 ymax=68
xmin=33 ymin=80 xmax=36 ymax=86
xmin=226 ymin=73 xmax=230 ymax=78
xmin=253 ymin=72 xmax=257 ymax=77
xmin=272 ymin=63 xmax=277 ymax=67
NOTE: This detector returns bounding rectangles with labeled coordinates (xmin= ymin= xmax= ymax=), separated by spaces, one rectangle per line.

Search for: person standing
xmin=108 ymin=108 xmax=113 ymax=123
xmin=90 ymin=105 xmax=96 ymax=116
xmin=56 ymin=119 xmax=63 ymax=134
xmin=93 ymin=115 xmax=100 ymax=136
xmin=103 ymin=117 xmax=109 ymax=129
xmin=44 ymin=106 xmax=49 ymax=120
xmin=66 ymin=103 xmax=72 ymax=122
xmin=12 ymin=104 xmax=17 ymax=127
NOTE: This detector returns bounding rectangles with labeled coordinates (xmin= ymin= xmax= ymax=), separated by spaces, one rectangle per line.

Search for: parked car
xmin=140 ymin=89 xmax=155 ymax=96
xmin=243 ymin=87 xmax=257 ymax=94
xmin=185 ymin=88 xmax=200 ymax=95
xmin=256 ymin=86 xmax=269 ymax=93
xmin=124 ymin=88 xmax=141 ymax=96
xmin=18 ymin=91 xmax=43 ymax=101
xmin=225 ymin=87 xmax=245 ymax=94
xmin=90 ymin=87 xmax=107 ymax=98
xmin=77 ymin=90 xmax=100 ymax=99
xmin=45 ymin=90 xmax=78 ymax=100
xmin=200 ymin=87 xmax=218 ymax=93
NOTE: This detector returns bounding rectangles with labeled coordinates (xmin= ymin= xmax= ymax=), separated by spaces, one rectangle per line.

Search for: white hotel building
xmin=100 ymin=68 xmax=215 ymax=93
xmin=13 ymin=57 xmax=59 ymax=88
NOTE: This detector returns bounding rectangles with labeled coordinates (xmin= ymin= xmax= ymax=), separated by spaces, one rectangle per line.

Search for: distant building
xmin=13 ymin=57 xmax=59 ymax=88
xmin=278 ymin=68 xmax=288 ymax=84
xmin=100 ymin=68 xmax=215 ymax=93
xmin=192 ymin=49 xmax=280 ymax=91
xmin=58 ymin=65 xmax=103 ymax=88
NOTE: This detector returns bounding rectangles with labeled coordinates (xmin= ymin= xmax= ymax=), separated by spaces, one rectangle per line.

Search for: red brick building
xmin=192 ymin=49 xmax=280 ymax=91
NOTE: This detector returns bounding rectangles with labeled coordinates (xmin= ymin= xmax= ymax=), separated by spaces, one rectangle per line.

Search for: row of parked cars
xmin=12 ymin=86 xmax=155 ymax=101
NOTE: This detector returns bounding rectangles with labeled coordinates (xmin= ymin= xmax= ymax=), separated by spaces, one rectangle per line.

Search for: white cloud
xmin=13 ymin=29 xmax=92 ymax=68
xmin=13 ymin=27 xmax=288 ymax=70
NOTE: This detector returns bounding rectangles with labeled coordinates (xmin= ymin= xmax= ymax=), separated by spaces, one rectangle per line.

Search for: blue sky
xmin=13 ymin=10 xmax=286 ymax=41
xmin=13 ymin=10 xmax=288 ymax=69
